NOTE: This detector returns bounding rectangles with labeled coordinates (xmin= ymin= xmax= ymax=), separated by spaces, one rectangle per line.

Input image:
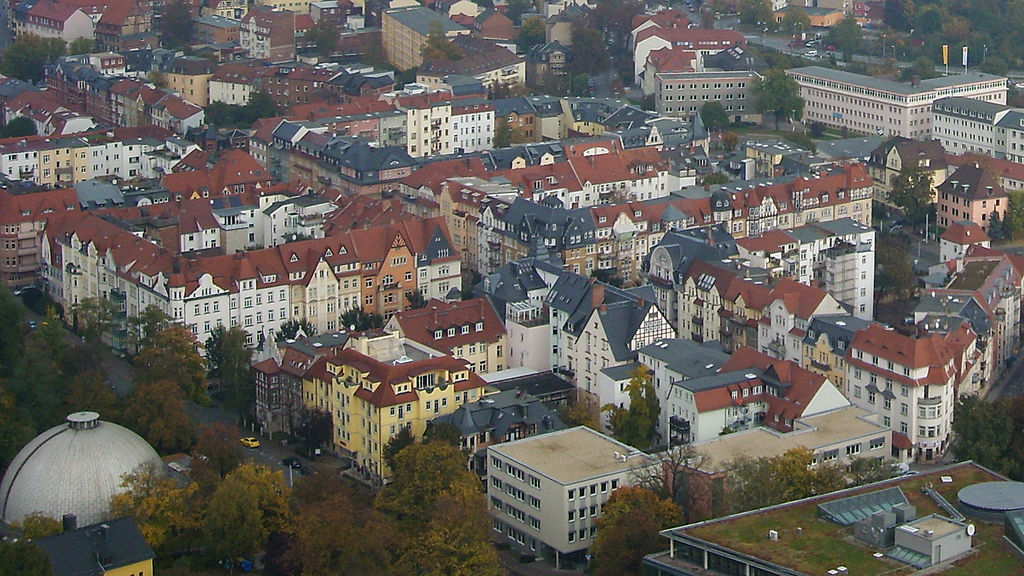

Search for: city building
xmin=383 ymin=297 xmax=508 ymax=374
xmin=301 ymin=331 xmax=489 ymax=480
xmin=867 ymin=137 xmax=948 ymax=203
xmin=788 ymin=66 xmax=1007 ymax=139
xmin=939 ymin=220 xmax=990 ymax=263
xmin=935 ymin=162 xmax=1007 ymax=232
xmin=486 ymin=426 xmax=654 ymax=567
xmin=36 ymin=516 xmax=155 ymax=576
xmin=846 ymin=322 xmax=978 ymax=461
xmin=930 ymin=97 xmax=1024 ymax=159
xmin=381 ymin=7 xmax=469 ymax=71
xmin=241 ymin=9 xmax=296 ymax=64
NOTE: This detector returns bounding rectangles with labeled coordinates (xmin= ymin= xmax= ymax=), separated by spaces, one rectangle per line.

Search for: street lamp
xmin=984 ymin=44 xmax=989 ymax=64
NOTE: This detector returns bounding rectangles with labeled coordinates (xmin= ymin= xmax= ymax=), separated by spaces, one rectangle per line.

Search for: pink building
xmin=936 ymin=163 xmax=1007 ymax=233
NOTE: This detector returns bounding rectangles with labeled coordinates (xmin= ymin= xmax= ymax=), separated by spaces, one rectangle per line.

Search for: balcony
xmin=811 ymin=359 xmax=831 ymax=371
xmin=692 ymin=315 xmax=704 ymax=326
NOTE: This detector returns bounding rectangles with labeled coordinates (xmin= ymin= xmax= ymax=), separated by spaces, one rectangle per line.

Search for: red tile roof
xmin=940 ymin=220 xmax=989 ymax=245
xmin=388 ymin=297 xmax=504 ymax=353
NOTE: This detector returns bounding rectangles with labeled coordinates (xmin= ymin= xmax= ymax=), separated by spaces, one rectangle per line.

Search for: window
xmin=869 ymin=437 xmax=885 ymax=450
xmin=823 ymin=449 xmax=839 ymax=461
xmin=568 ymin=489 xmax=575 ymax=500
xmin=846 ymin=443 xmax=861 ymax=456
xmin=568 ymin=510 xmax=575 ymax=522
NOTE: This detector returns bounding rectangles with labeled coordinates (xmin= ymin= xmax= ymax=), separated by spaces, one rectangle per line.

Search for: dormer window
xmin=461 ymin=325 xmax=470 ymax=334
xmin=448 ymin=327 xmax=456 ymax=337
xmin=476 ymin=321 xmax=484 ymax=331
xmin=434 ymin=329 xmax=443 ymax=339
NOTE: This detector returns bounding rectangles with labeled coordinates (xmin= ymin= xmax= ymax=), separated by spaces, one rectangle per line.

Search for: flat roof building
xmin=486 ymin=426 xmax=654 ymax=568
xmin=787 ymin=66 xmax=1006 ymax=139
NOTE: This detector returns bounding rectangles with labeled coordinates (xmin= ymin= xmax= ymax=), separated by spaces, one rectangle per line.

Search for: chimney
xmin=591 ymin=284 xmax=605 ymax=307
xmin=62 ymin=514 xmax=77 ymax=533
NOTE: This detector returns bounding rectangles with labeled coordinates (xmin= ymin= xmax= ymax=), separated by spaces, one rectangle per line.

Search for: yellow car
xmin=240 ymin=437 xmax=261 ymax=449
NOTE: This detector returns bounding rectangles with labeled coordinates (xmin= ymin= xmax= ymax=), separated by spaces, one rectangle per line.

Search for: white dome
xmin=0 ymin=412 xmax=164 ymax=526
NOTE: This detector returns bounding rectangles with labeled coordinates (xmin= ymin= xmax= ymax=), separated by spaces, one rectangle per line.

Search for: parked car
xmin=805 ymin=50 xmax=819 ymax=58
xmin=281 ymin=457 xmax=301 ymax=469
xmin=240 ymin=437 xmax=261 ymax=449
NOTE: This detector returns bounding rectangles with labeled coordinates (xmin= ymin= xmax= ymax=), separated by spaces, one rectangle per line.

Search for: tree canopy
xmin=1 ymin=35 xmax=65 ymax=83
xmin=203 ymin=463 xmax=291 ymax=560
xmin=122 ymin=379 xmax=195 ymax=453
xmin=827 ymin=16 xmax=862 ymax=61
xmin=952 ymin=394 xmax=1024 ymax=479
xmin=754 ymin=69 xmax=804 ymax=129
xmin=591 ymin=487 xmax=683 ymax=576
xmin=204 ymin=91 xmax=277 ymax=129
xmin=135 ymin=324 xmax=207 ymax=402
xmin=888 ymin=165 xmax=934 ymax=224
xmin=603 ymin=365 xmax=660 ymax=450
xmin=304 ymin=18 xmax=339 ymax=58
xmin=700 ymin=101 xmax=730 ymax=131
xmin=727 ymin=447 xmax=846 ymax=513
xmin=0 ymin=117 xmax=36 ymax=138
xmin=160 ymin=0 xmax=195 ymax=48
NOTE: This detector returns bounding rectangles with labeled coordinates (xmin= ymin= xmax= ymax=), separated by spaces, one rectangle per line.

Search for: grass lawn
xmin=685 ymin=463 xmax=1013 ymax=576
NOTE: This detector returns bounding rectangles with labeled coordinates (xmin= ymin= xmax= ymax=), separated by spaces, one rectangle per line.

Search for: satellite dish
xmin=967 ymin=524 xmax=976 ymax=536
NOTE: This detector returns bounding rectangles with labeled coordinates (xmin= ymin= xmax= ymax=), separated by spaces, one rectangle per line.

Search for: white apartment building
xmin=845 ymin=323 xmax=977 ymax=462
xmin=451 ymin=100 xmax=494 ymax=154
xmin=788 ymin=66 xmax=1007 ymax=139
xmin=931 ymin=97 xmax=1024 ymax=163
xmin=486 ymin=427 xmax=653 ymax=568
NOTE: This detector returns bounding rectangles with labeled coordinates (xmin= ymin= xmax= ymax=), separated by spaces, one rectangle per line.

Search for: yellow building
xmin=381 ymin=7 xmax=469 ymax=71
xmin=37 ymin=139 xmax=88 ymax=187
xmin=800 ymin=315 xmax=871 ymax=396
xmin=165 ymin=58 xmax=217 ymax=107
xmin=303 ymin=332 xmax=488 ymax=480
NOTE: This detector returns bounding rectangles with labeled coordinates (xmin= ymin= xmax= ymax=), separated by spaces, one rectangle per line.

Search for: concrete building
xmin=936 ymin=162 xmax=1007 ymax=232
xmin=381 ymin=7 xmax=469 ymax=71
xmin=788 ymin=66 xmax=1007 ymax=139
xmin=867 ymin=137 xmax=948 ymax=203
xmin=931 ymin=97 xmax=1024 ymax=159
xmin=654 ymin=70 xmax=760 ymax=122
xmin=939 ymin=220 xmax=990 ymax=263
xmin=486 ymin=426 xmax=654 ymax=567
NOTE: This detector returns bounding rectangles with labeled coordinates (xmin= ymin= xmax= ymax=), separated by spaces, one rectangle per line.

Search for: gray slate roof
xmin=36 ymin=516 xmax=155 ymax=576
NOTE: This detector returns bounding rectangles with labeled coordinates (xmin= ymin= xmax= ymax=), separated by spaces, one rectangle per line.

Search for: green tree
xmin=567 ymin=24 xmax=610 ymax=76
xmin=339 ymin=308 xmax=383 ymax=331
xmin=493 ymin=118 xmax=514 ymax=148
xmin=1005 ymin=189 xmax=1024 ymax=240
xmin=205 ymin=325 xmax=252 ymax=420
xmin=421 ymin=23 xmax=463 ymax=61
xmin=67 ymin=37 xmax=95 ymax=55
xmin=74 ymin=296 xmax=119 ymax=347
xmin=876 ymin=240 xmax=916 ymax=300
xmin=376 ymin=442 xmax=481 ymax=527
xmin=122 ymin=379 xmax=194 ymax=453
xmin=952 ymin=394 xmax=1016 ymax=472
xmin=382 ymin=426 xmax=415 ymax=471
xmin=888 ymin=165 xmax=934 ymax=224
xmin=276 ymin=318 xmax=316 ymax=341
xmin=423 ymin=421 xmax=462 ymax=447
xmin=591 ymin=487 xmax=683 ymax=576
xmin=989 ymin=211 xmax=1005 ymax=242
xmin=727 ymin=447 xmax=846 ymax=513
xmin=847 ymin=456 xmax=896 ymax=486
xmin=827 ymin=16 xmax=862 ymax=61
xmin=1 ymin=35 xmax=66 ymax=83
xmin=161 ymin=0 xmax=195 ymax=48
xmin=738 ymin=0 xmax=772 ymax=27
xmin=781 ymin=7 xmax=811 ymax=34
xmin=517 ymin=16 xmax=546 ymax=51
xmin=702 ymin=173 xmax=730 ymax=186
xmin=304 ymin=17 xmax=339 ymax=58
xmin=0 ymin=541 xmax=53 ymax=576
xmin=899 ymin=56 xmax=940 ymax=81
xmin=602 ymin=365 xmax=659 ymax=450
xmin=754 ymin=68 xmax=804 ymax=130
xmin=0 ymin=386 xmax=36 ymax=472
xmin=700 ymin=101 xmax=729 ymax=131
xmin=135 ymin=324 xmax=207 ymax=402
xmin=125 ymin=305 xmax=172 ymax=356
xmin=0 ymin=285 xmax=25 ymax=378
xmin=0 ymin=117 xmax=36 ymax=138
xmin=111 ymin=468 xmax=201 ymax=555
xmin=504 ymin=0 xmax=532 ymax=25
xmin=203 ymin=463 xmax=291 ymax=560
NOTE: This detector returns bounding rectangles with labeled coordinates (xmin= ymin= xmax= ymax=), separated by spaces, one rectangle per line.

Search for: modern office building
xmin=486 ymin=426 xmax=653 ymax=568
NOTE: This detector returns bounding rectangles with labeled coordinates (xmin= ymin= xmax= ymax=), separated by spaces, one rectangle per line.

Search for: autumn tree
xmin=192 ymin=422 xmax=244 ymax=480
xmin=122 ymin=379 xmax=194 ymax=453
xmin=203 ymin=463 xmax=291 ymax=560
xmin=517 ymin=16 xmax=546 ymax=51
xmin=62 ymin=369 xmax=120 ymax=420
xmin=726 ymin=447 xmax=846 ymax=513
xmin=135 ymin=324 xmax=207 ymax=402
xmin=722 ymin=131 xmax=739 ymax=152
xmin=376 ymin=442 xmax=481 ymax=528
xmin=111 ymin=467 xmax=202 ymax=555
xmin=397 ymin=485 xmax=501 ymax=576
xmin=423 ymin=421 xmax=462 ymax=447
xmin=421 ymin=23 xmax=463 ymax=61
xmin=0 ymin=285 xmax=25 ymax=378
xmin=567 ymin=23 xmax=609 ymax=76
xmin=591 ymin=487 xmax=683 ymax=576
xmin=827 ymin=16 xmax=862 ymax=61
xmin=287 ymin=489 xmax=399 ymax=575
xmin=1 ymin=35 xmax=65 ymax=83
xmin=603 ymin=365 xmax=659 ymax=450
xmin=847 ymin=456 xmax=897 ymax=486
xmin=738 ymin=0 xmax=772 ymax=27
xmin=876 ymin=240 xmax=916 ymax=300
xmin=562 ymin=404 xmax=600 ymax=430
xmin=18 ymin=513 xmax=62 ymax=539
xmin=67 ymin=37 xmax=95 ymax=55
xmin=754 ymin=68 xmax=804 ymax=130
xmin=0 ymin=541 xmax=53 ymax=576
